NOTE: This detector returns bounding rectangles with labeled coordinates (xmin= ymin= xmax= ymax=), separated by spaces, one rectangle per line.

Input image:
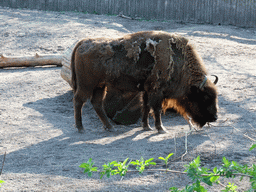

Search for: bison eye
xmin=204 ymin=95 xmax=210 ymax=101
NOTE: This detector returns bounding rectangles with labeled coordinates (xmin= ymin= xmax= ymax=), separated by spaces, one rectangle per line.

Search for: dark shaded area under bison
xmin=0 ymin=7 xmax=256 ymax=191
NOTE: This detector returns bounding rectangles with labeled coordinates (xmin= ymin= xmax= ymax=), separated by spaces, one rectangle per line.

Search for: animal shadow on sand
xmin=2 ymin=73 xmax=255 ymax=183
xmin=1 ymin=90 xmax=211 ymax=182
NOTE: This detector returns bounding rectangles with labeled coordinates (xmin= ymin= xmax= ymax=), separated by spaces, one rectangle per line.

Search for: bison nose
xmin=213 ymin=114 xmax=218 ymax=121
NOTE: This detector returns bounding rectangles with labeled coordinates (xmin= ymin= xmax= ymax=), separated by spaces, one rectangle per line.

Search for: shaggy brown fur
xmin=71 ymin=31 xmax=218 ymax=133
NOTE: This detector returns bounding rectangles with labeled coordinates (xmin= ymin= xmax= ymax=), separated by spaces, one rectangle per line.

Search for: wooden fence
xmin=0 ymin=0 xmax=255 ymax=27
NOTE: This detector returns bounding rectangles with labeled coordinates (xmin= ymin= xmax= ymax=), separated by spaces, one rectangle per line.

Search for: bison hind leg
xmin=91 ymin=86 xmax=113 ymax=131
xmin=73 ymin=92 xmax=86 ymax=133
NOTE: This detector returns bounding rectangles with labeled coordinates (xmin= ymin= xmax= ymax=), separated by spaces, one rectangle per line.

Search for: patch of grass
xmin=80 ymin=143 xmax=256 ymax=191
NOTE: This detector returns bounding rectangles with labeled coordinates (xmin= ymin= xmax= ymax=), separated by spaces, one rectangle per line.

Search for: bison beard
xmin=71 ymin=31 xmax=218 ymax=134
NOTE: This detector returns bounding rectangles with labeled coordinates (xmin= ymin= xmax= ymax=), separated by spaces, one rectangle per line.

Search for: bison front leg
xmin=91 ymin=86 xmax=113 ymax=131
xmin=149 ymin=94 xmax=168 ymax=134
xmin=152 ymin=107 xmax=168 ymax=134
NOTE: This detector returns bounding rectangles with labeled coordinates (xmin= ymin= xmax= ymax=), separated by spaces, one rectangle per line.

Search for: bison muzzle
xmin=71 ymin=31 xmax=218 ymax=134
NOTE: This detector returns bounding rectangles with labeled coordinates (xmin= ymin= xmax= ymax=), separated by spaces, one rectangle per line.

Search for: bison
xmin=71 ymin=31 xmax=218 ymax=134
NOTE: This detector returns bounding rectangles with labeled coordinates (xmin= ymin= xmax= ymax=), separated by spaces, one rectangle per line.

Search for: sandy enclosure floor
xmin=0 ymin=7 xmax=256 ymax=191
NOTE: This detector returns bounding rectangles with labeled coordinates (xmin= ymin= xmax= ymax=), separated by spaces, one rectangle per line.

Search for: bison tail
xmin=71 ymin=40 xmax=83 ymax=92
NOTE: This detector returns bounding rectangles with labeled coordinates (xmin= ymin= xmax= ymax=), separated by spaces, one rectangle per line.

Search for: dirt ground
xmin=0 ymin=6 xmax=256 ymax=191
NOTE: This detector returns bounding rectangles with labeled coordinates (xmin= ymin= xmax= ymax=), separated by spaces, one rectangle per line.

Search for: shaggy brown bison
xmin=71 ymin=31 xmax=218 ymax=134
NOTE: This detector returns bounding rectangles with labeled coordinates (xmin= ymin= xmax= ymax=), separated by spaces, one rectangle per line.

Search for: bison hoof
xmin=104 ymin=125 xmax=113 ymax=131
xmin=156 ymin=126 xmax=168 ymax=134
xmin=77 ymin=128 xmax=85 ymax=133
xmin=143 ymin=125 xmax=154 ymax=131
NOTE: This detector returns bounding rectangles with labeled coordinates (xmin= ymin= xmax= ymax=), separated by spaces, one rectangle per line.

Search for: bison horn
xmin=199 ymin=76 xmax=207 ymax=90
xmin=212 ymin=75 xmax=218 ymax=85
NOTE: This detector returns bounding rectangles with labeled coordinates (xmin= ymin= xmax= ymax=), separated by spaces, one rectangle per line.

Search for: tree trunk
xmin=0 ymin=53 xmax=62 ymax=68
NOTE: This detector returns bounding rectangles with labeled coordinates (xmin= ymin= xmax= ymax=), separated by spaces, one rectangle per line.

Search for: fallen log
xmin=0 ymin=53 xmax=62 ymax=68
xmin=61 ymin=41 xmax=143 ymax=125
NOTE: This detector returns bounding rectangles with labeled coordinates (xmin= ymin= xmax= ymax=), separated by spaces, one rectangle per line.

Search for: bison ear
xmin=190 ymin=86 xmax=200 ymax=94
xmin=188 ymin=86 xmax=201 ymax=100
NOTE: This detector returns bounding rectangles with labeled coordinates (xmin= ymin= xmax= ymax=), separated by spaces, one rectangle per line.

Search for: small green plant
xmin=158 ymin=153 xmax=173 ymax=171
xmin=249 ymin=143 xmax=256 ymax=151
xmin=111 ymin=158 xmax=130 ymax=177
xmin=221 ymin=182 xmax=237 ymax=192
xmin=131 ymin=156 xmax=156 ymax=173
xmin=79 ymin=158 xmax=98 ymax=177
xmin=0 ymin=180 xmax=4 ymax=187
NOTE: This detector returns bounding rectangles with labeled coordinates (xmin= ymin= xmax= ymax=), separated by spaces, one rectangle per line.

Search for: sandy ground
xmin=0 ymin=6 xmax=256 ymax=191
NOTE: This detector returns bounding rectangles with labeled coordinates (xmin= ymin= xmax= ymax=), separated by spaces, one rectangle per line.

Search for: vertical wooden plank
xmin=237 ymin=0 xmax=243 ymax=26
xmin=246 ymin=0 xmax=251 ymax=27
xmin=3 ymin=0 xmax=7 ymax=7
xmin=107 ymin=0 xmax=112 ymax=15
xmin=135 ymin=0 xmax=139 ymax=18
xmin=235 ymin=0 xmax=240 ymax=26
xmin=229 ymin=0 xmax=232 ymax=25
xmin=87 ymin=0 xmax=93 ymax=14
xmin=46 ymin=0 xmax=54 ymax=11
xmin=181 ymin=0 xmax=185 ymax=21
xmin=77 ymin=0 xmax=83 ymax=12
xmin=10 ymin=0 xmax=17 ymax=8
xmin=193 ymin=0 xmax=197 ymax=22
xmin=175 ymin=0 xmax=179 ymax=20
xmin=52 ymin=0 xmax=59 ymax=11
xmin=154 ymin=0 xmax=159 ymax=19
xmin=45 ymin=0 xmax=50 ymax=11
xmin=163 ymin=0 xmax=167 ymax=20
xmin=181 ymin=0 xmax=186 ymax=21
xmin=16 ymin=0 xmax=22 ymax=8
xmin=166 ymin=0 xmax=172 ymax=20
xmin=218 ymin=0 xmax=224 ymax=24
xmin=116 ymin=0 xmax=121 ymax=15
xmin=59 ymin=0 xmax=64 ymax=11
xmin=231 ymin=0 xmax=236 ymax=25
xmin=125 ymin=0 xmax=130 ymax=16
xmin=209 ymin=0 xmax=214 ymax=24
xmin=69 ymin=0 xmax=75 ymax=12
xmin=202 ymin=0 xmax=206 ymax=23
xmin=100 ymin=0 xmax=104 ymax=15
xmin=123 ymin=0 xmax=128 ymax=16
xmin=158 ymin=0 xmax=164 ymax=20
xmin=185 ymin=0 xmax=192 ymax=21
xmin=184 ymin=0 xmax=188 ymax=21
xmin=85 ymin=0 xmax=90 ymax=13
xmin=173 ymin=0 xmax=179 ymax=20
xmin=95 ymin=0 xmax=100 ymax=14
xmin=195 ymin=0 xmax=200 ymax=22
xmin=201 ymin=0 xmax=205 ymax=23
xmin=206 ymin=0 xmax=210 ymax=23
xmin=100 ymin=0 xmax=107 ymax=14
xmin=253 ymin=0 xmax=256 ymax=27
xmin=144 ymin=0 xmax=150 ymax=20
xmin=110 ymin=0 xmax=114 ymax=14
xmin=244 ymin=0 xmax=248 ymax=27
xmin=132 ymin=0 xmax=137 ymax=17
xmin=82 ymin=0 xmax=89 ymax=13
xmin=213 ymin=0 xmax=219 ymax=24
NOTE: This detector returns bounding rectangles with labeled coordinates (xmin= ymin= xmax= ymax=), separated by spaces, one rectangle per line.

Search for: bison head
xmin=184 ymin=83 xmax=218 ymax=127
xmin=166 ymin=76 xmax=218 ymax=128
